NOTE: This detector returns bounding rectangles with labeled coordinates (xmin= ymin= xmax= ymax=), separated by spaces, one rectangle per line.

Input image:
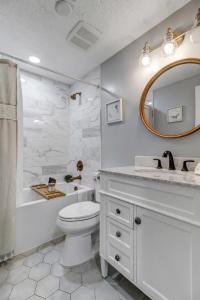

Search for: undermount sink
xmin=134 ymin=167 xmax=185 ymax=176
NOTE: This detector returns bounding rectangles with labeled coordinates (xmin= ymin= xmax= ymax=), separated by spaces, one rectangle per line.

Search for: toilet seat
xmin=58 ymin=201 xmax=100 ymax=222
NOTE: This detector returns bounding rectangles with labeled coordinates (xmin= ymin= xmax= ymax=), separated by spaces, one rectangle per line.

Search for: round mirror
xmin=140 ymin=58 xmax=200 ymax=138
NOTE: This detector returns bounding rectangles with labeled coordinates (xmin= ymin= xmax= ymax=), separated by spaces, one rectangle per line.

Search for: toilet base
xmin=61 ymin=233 xmax=94 ymax=267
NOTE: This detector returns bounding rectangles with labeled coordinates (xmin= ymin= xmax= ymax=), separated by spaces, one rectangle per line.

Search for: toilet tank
xmin=93 ymin=172 xmax=100 ymax=203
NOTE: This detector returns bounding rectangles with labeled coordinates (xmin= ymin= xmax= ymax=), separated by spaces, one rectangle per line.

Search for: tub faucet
xmin=162 ymin=151 xmax=176 ymax=170
xmin=65 ymin=175 xmax=82 ymax=183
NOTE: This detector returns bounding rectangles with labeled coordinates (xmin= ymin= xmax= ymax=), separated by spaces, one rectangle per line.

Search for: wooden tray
xmin=31 ymin=184 xmax=65 ymax=200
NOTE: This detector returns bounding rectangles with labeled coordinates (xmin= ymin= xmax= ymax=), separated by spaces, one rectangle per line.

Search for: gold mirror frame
xmin=140 ymin=58 xmax=200 ymax=138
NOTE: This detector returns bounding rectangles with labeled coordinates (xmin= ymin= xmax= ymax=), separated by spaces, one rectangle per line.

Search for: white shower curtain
xmin=0 ymin=59 xmax=18 ymax=262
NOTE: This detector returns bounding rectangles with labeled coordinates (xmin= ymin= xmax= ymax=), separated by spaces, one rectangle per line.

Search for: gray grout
xmin=0 ymin=240 xmax=149 ymax=300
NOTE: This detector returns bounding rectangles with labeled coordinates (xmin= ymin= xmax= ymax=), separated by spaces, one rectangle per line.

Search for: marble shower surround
xmin=68 ymin=67 xmax=101 ymax=188
xmin=22 ymin=71 xmax=70 ymax=187
xmin=22 ymin=67 xmax=101 ymax=189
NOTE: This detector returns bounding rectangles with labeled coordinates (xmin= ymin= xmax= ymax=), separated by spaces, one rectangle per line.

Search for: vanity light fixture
xmin=29 ymin=56 xmax=41 ymax=64
xmin=162 ymin=27 xmax=177 ymax=56
xmin=139 ymin=8 xmax=200 ymax=67
xmin=139 ymin=42 xmax=151 ymax=67
xmin=190 ymin=8 xmax=200 ymax=44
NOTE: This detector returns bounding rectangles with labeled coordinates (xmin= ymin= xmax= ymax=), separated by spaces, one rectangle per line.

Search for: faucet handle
xmin=153 ymin=159 xmax=162 ymax=169
xmin=181 ymin=160 xmax=195 ymax=172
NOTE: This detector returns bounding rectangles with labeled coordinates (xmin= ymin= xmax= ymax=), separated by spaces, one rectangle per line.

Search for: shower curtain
xmin=0 ymin=59 xmax=18 ymax=262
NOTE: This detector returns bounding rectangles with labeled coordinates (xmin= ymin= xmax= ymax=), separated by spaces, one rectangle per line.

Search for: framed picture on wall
xmin=167 ymin=106 xmax=183 ymax=123
xmin=106 ymin=99 xmax=123 ymax=124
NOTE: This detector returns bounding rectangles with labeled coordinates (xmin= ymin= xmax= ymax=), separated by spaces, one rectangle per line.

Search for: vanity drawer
xmin=107 ymin=240 xmax=133 ymax=279
xmin=107 ymin=217 xmax=133 ymax=250
xmin=107 ymin=196 xmax=134 ymax=227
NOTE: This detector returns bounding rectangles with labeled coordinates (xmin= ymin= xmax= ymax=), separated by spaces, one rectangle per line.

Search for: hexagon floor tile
xmin=6 ymin=265 xmax=30 ymax=285
xmin=9 ymin=278 xmax=36 ymax=300
xmin=23 ymin=253 xmax=44 ymax=268
xmin=60 ymin=271 xmax=82 ymax=293
xmin=51 ymin=262 xmax=70 ymax=277
xmin=35 ymin=275 xmax=59 ymax=298
xmin=71 ymin=286 xmax=95 ymax=300
xmin=0 ymin=241 xmax=150 ymax=300
xmin=29 ymin=295 xmax=44 ymax=300
xmin=47 ymin=290 xmax=70 ymax=300
xmin=82 ymin=267 xmax=102 ymax=289
xmin=0 ymin=267 xmax=8 ymax=285
xmin=44 ymin=250 xmax=61 ymax=264
xmin=29 ymin=262 xmax=51 ymax=281
xmin=95 ymin=280 xmax=126 ymax=300
xmin=0 ymin=283 xmax=13 ymax=300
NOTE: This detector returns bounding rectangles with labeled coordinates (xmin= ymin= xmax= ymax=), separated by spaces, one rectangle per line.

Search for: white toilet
xmin=56 ymin=175 xmax=100 ymax=267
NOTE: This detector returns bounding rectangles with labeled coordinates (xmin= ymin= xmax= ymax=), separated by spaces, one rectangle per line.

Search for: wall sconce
xmin=190 ymin=8 xmax=200 ymax=44
xmin=162 ymin=27 xmax=180 ymax=56
xmin=139 ymin=42 xmax=151 ymax=67
xmin=139 ymin=8 xmax=200 ymax=67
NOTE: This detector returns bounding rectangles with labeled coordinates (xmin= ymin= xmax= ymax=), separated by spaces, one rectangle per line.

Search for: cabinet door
xmin=136 ymin=207 xmax=200 ymax=300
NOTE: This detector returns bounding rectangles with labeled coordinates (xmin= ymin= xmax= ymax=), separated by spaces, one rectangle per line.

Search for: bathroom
xmin=0 ymin=0 xmax=200 ymax=299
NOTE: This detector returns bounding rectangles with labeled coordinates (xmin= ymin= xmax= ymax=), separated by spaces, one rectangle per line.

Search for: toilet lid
xmin=59 ymin=201 xmax=100 ymax=221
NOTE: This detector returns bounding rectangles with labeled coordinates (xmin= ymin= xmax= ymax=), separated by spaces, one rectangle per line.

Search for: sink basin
xmin=134 ymin=167 xmax=185 ymax=176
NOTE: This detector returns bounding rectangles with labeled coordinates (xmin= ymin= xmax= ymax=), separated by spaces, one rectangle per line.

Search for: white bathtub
xmin=16 ymin=182 xmax=94 ymax=255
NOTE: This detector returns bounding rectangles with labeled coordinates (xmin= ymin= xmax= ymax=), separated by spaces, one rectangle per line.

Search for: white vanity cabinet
xmin=100 ymin=171 xmax=200 ymax=300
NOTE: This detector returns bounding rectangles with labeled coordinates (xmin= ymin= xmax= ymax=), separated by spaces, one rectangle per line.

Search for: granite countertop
xmin=100 ymin=166 xmax=200 ymax=188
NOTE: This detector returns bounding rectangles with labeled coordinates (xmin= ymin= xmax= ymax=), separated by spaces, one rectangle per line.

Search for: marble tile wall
xmin=21 ymin=67 xmax=101 ymax=189
xmin=21 ymin=71 xmax=70 ymax=187
xmin=67 ymin=67 xmax=101 ymax=188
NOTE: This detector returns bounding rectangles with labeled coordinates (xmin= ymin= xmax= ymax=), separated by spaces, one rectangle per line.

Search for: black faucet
xmin=162 ymin=151 xmax=176 ymax=170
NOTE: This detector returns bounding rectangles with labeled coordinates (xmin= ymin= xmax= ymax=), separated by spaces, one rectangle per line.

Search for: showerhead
xmin=70 ymin=92 xmax=81 ymax=100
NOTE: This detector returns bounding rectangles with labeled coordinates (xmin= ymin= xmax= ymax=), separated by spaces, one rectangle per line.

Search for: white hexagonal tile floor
xmin=71 ymin=286 xmax=95 ymax=300
xmin=47 ymin=290 xmax=70 ymax=300
xmin=23 ymin=253 xmax=44 ymax=268
xmin=0 ymin=240 xmax=150 ymax=300
xmin=29 ymin=263 xmax=51 ymax=281
xmin=6 ymin=265 xmax=30 ymax=285
xmin=9 ymin=278 xmax=36 ymax=300
xmin=35 ymin=275 xmax=59 ymax=298
xmin=44 ymin=250 xmax=60 ymax=265
xmin=0 ymin=267 xmax=8 ymax=285
xmin=60 ymin=271 xmax=82 ymax=293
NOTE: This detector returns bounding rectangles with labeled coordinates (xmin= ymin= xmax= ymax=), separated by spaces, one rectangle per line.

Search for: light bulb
xmin=163 ymin=41 xmax=176 ymax=56
xmin=140 ymin=53 xmax=151 ymax=66
xmin=162 ymin=27 xmax=177 ymax=56
xmin=190 ymin=8 xmax=200 ymax=44
xmin=190 ymin=26 xmax=200 ymax=44
xmin=139 ymin=42 xmax=151 ymax=67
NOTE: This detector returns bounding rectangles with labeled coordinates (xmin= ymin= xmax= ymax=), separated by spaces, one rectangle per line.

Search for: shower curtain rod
xmin=0 ymin=51 xmax=121 ymax=99
xmin=0 ymin=51 xmax=100 ymax=88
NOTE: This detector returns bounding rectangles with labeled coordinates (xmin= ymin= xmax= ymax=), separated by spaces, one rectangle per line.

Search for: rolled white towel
xmin=194 ymin=163 xmax=200 ymax=175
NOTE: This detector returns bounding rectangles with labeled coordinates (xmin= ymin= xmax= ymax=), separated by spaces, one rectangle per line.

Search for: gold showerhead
xmin=70 ymin=92 xmax=81 ymax=100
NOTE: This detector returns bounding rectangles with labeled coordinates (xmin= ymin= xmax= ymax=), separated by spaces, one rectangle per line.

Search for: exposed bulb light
xmin=139 ymin=42 xmax=151 ymax=67
xmin=190 ymin=8 xmax=200 ymax=44
xmin=162 ymin=27 xmax=177 ymax=56
xmin=29 ymin=56 xmax=40 ymax=64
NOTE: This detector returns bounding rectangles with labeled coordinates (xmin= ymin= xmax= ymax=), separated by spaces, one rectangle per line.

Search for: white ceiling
xmin=0 ymin=0 xmax=190 ymax=84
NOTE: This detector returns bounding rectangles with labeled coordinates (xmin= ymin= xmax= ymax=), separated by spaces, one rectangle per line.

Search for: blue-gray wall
xmin=101 ymin=0 xmax=200 ymax=168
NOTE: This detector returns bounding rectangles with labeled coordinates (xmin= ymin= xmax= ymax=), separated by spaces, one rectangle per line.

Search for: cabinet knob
xmin=135 ymin=217 xmax=142 ymax=225
xmin=115 ymin=254 xmax=120 ymax=262
xmin=116 ymin=231 xmax=121 ymax=238
xmin=116 ymin=208 xmax=121 ymax=215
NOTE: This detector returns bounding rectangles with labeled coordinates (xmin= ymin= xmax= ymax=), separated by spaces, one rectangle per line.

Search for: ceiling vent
xmin=67 ymin=21 xmax=101 ymax=51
